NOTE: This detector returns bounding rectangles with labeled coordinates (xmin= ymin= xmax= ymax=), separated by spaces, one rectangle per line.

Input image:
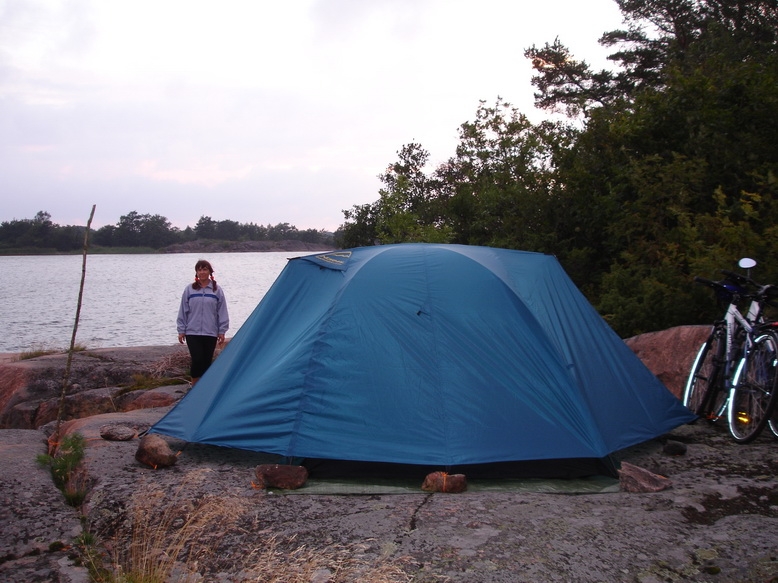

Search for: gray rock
xmin=99 ymin=424 xmax=137 ymax=441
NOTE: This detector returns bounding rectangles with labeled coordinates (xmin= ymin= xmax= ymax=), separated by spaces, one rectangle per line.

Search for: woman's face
xmin=196 ymin=265 xmax=212 ymax=282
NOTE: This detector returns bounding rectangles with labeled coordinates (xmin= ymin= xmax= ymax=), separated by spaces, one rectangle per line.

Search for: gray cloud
xmin=0 ymin=0 xmax=622 ymax=231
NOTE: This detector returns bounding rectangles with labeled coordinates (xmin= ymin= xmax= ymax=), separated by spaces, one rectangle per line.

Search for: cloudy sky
xmin=1 ymin=0 xmax=624 ymax=232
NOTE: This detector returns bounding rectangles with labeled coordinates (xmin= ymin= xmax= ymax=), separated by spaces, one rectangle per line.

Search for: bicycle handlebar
xmin=720 ymin=269 xmax=756 ymax=287
xmin=694 ymin=274 xmax=778 ymax=305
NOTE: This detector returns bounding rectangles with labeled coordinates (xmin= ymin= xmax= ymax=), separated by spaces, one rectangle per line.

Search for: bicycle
xmin=682 ymin=259 xmax=773 ymax=425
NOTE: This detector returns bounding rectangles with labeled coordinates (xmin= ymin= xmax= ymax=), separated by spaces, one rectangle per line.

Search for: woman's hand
xmin=178 ymin=333 xmax=186 ymax=344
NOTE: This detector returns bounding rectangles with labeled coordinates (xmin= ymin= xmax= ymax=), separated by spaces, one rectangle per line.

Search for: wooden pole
xmin=54 ymin=205 xmax=96 ymax=437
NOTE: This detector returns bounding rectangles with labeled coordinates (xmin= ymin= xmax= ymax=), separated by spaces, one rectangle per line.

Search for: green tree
xmin=373 ymin=143 xmax=451 ymax=243
xmin=0 ymin=219 xmax=30 ymax=247
xmin=239 ymin=222 xmax=268 ymax=241
xmin=440 ymin=100 xmax=570 ymax=250
xmin=546 ymin=1 xmax=778 ymax=334
xmin=106 ymin=211 xmax=178 ymax=248
xmin=49 ymin=225 xmax=87 ymax=252
xmin=525 ymin=0 xmax=778 ymax=116
xmin=140 ymin=214 xmax=178 ymax=248
xmin=339 ymin=104 xmax=569 ymax=250
xmin=214 ymin=219 xmax=241 ymax=241
xmin=267 ymin=222 xmax=295 ymax=241
xmin=93 ymin=224 xmax=116 ymax=247
xmin=338 ymin=202 xmax=379 ymax=248
xmin=335 ymin=0 xmax=778 ymax=336
xmin=194 ymin=216 xmax=217 ymax=239
xmin=112 ymin=211 xmax=145 ymax=246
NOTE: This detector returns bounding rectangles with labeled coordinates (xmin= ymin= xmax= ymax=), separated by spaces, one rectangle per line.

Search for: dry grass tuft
xmin=98 ymin=472 xmax=421 ymax=583
xmin=147 ymin=351 xmax=191 ymax=379
xmin=108 ymin=476 xmax=244 ymax=583
xmin=18 ymin=342 xmax=88 ymax=360
xmin=18 ymin=346 xmax=58 ymax=360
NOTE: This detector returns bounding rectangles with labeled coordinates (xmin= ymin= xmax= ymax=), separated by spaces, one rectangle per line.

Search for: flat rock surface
xmin=1 ymin=404 xmax=776 ymax=582
xmin=0 ymin=430 xmax=88 ymax=583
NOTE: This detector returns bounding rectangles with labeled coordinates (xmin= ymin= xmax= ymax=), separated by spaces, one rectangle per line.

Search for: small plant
xmin=74 ymin=527 xmax=112 ymax=582
xmin=63 ymin=465 xmax=90 ymax=507
xmin=76 ymin=528 xmax=96 ymax=547
xmin=36 ymin=432 xmax=89 ymax=506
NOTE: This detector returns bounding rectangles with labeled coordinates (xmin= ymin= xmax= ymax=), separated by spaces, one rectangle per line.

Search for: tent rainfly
xmin=151 ymin=244 xmax=695 ymax=478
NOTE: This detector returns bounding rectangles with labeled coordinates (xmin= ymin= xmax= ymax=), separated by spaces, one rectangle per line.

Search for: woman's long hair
xmin=192 ymin=259 xmax=218 ymax=291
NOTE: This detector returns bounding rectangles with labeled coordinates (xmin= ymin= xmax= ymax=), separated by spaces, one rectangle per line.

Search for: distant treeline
xmin=0 ymin=210 xmax=335 ymax=253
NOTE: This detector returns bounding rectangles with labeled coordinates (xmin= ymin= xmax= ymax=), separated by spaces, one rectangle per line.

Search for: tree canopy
xmin=338 ymin=0 xmax=778 ymax=336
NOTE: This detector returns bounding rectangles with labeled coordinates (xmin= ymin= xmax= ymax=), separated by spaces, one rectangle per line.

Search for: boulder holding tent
xmin=150 ymin=243 xmax=695 ymax=478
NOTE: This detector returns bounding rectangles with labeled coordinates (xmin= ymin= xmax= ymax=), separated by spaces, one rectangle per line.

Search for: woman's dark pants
xmin=185 ymin=335 xmax=218 ymax=379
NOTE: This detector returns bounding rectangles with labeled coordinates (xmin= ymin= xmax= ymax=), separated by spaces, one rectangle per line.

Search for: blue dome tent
xmin=151 ymin=244 xmax=694 ymax=478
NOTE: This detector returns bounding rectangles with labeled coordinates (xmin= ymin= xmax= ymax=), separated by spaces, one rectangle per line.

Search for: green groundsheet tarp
xmin=274 ymin=475 xmax=620 ymax=495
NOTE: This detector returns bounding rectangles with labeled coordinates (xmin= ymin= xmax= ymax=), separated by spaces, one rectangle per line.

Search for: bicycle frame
xmin=709 ymin=295 xmax=762 ymax=419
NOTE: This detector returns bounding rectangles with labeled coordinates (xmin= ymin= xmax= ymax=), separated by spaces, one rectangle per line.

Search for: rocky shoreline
xmin=1 ymin=330 xmax=777 ymax=582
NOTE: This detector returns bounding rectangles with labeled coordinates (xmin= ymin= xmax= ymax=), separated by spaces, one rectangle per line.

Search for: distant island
xmin=0 ymin=210 xmax=339 ymax=255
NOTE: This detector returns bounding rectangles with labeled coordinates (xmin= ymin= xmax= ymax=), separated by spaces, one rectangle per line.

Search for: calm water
xmin=4 ymin=252 xmax=314 ymax=353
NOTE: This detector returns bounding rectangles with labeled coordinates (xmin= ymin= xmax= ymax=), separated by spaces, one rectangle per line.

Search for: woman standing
xmin=177 ymin=259 xmax=229 ymax=386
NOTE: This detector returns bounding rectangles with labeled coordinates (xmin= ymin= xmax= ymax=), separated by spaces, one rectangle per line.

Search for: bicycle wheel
xmin=727 ymin=330 xmax=778 ymax=443
xmin=683 ymin=325 xmax=725 ymax=418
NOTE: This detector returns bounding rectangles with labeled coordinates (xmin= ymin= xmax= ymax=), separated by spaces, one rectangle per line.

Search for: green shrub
xmin=37 ymin=433 xmax=88 ymax=506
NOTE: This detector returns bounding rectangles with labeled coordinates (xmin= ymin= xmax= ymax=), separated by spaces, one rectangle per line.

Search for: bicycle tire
xmin=715 ymin=326 xmax=749 ymax=419
xmin=768 ymin=405 xmax=778 ymax=439
xmin=683 ymin=325 xmax=725 ymax=418
xmin=727 ymin=330 xmax=778 ymax=443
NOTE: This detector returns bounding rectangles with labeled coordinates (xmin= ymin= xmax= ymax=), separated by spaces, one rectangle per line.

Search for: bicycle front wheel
xmin=727 ymin=330 xmax=778 ymax=443
xmin=683 ymin=325 xmax=725 ymax=418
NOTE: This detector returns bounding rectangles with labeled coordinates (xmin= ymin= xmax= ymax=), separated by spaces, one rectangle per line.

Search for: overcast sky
xmin=1 ymin=0 xmax=624 ymax=232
